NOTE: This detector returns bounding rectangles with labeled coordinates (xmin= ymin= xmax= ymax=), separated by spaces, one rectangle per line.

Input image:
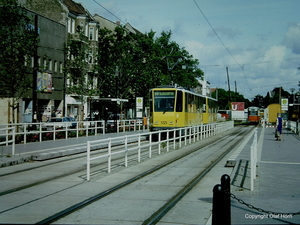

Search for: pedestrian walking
xmin=275 ymin=114 xmax=282 ymax=141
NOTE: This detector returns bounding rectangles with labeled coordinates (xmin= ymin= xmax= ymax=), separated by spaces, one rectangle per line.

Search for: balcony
xmin=68 ymin=33 xmax=88 ymax=43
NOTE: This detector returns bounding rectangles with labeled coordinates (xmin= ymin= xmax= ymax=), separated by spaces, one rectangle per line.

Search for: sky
xmin=80 ymin=0 xmax=300 ymax=100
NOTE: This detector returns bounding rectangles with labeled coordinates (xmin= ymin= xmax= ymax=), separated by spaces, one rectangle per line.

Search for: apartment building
xmin=0 ymin=2 xmax=66 ymax=123
xmin=1 ymin=0 xmax=139 ymax=123
xmin=61 ymin=0 xmax=100 ymax=120
xmin=0 ymin=0 xmax=101 ymax=123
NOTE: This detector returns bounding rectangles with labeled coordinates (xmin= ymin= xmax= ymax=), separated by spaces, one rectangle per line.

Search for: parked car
xmin=66 ymin=117 xmax=77 ymax=128
xmin=43 ymin=117 xmax=76 ymax=130
xmin=106 ymin=114 xmax=124 ymax=129
xmin=84 ymin=117 xmax=96 ymax=128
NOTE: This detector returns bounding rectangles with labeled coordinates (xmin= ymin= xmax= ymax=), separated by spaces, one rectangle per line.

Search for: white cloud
xmin=262 ymin=45 xmax=287 ymax=63
xmin=283 ymin=23 xmax=300 ymax=54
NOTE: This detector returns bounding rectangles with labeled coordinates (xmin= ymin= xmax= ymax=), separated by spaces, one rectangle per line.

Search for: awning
xmin=98 ymin=98 xmax=128 ymax=102
xmin=66 ymin=96 xmax=81 ymax=105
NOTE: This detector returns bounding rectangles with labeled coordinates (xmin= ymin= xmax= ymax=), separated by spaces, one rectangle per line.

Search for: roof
xmin=63 ymin=0 xmax=86 ymax=15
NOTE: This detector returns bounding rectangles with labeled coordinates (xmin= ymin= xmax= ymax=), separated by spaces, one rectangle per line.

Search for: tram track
xmin=35 ymin=126 xmax=253 ymax=224
xmin=0 ymin=140 xmax=150 ymax=197
xmin=143 ymin=128 xmax=247 ymax=224
xmin=0 ymin=136 xmax=147 ymax=178
xmin=0 ymin=126 xmax=241 ymax=197
xmin=0 ymin=126 xmax=254 ymax=224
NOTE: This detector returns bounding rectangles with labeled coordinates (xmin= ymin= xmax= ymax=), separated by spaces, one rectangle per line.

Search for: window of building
xmin=31 ymin=56 xmax=34 ymax=68
xmin=48 ymin=59 xmax=52 ymax=71
xmin=89 ymin=27 xmax=94 ymax=40
xmin=67 ymin=18 xmax=71 ymax=33
xmin=54 ymin=61 xmax=57 ymax=72
xmin=71 ymin=19 xmax=75 ymax=33
xmin=59 ymin=62 xmax=63 ymax=73
xmin=43 ymin=58 xmax=47 ymax=69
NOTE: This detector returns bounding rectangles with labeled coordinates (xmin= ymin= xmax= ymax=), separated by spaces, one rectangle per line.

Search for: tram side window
xmin=176 ymin=91 xmax=183 ymax=112
xmin=185 ymin=93 xmax=188 ymax=112
xmin=185 ymin=93 xmax=196 ymax=113
xmin=154 ymin=91 xmax=175 ymax=112
xmin=196 ymin=96 xmax=204 ymax=112
xmin=214 ymin=100 xmax=218 ymax=113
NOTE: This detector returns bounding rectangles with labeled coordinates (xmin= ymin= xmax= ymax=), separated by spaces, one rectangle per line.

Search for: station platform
xmin=227 ymin=127 xmax=300 ymax=225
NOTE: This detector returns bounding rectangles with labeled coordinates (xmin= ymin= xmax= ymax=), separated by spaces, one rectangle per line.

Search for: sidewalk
xmin=229 ymin=127 xmax=300 ymax=224
xmin=0 ymin=130 xmax=147 ymax=167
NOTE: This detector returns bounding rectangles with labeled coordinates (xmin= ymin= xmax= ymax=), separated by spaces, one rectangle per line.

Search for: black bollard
xmin=221 ymin=174 xmax=230 ymax=193
xmin=221 ymin=174 xmax=231 ymax=225
xmin=212 ymin=184 xmax=223 ymax=225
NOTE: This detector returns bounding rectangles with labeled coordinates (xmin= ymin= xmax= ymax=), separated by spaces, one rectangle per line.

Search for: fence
xmin=86 ymin=121 xmax=234 ymax=181
xmin=0 ymin=119 xmax=146 ymax=145
xmin=0 ymin=121 xmax=105 ymax=144
xmin=286 ymin=120 xmax=299 ymax=135
xmin=0 ymin=127 xmax=15 ymax=156
xmin=117 ymin=119 xmax=148 ymax=133
xmin=250 ymin=128 xmax=258 ymax=191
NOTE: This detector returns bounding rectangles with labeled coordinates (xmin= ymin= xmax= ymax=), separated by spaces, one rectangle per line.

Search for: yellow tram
xmin=150 ymin=86 xmax=218 ymax=131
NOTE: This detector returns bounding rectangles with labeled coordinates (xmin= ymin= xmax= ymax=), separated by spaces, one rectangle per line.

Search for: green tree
xmin=211 ymin=88 xmax=250 ymax=109
xmin=129 ymin=30 xmax=164 ymax=106
xmin=95 ymin=27 xmax=203 ymax=114
xmin=251 ymin=95 xmax=264 ymax=107
xmin=261 ymin=87 xmax=290 ymax=108
xmin=0 ymin=2 xmax=37 ymax=123
xmin=155 ymin=30 xmax=201 ymax=88
xmin=96 ymin=25 xmax=136 ymax=115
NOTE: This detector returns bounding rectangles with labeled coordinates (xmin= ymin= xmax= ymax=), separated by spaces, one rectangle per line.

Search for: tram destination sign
xmin=155 ymin=91 xmax=175 ymax=97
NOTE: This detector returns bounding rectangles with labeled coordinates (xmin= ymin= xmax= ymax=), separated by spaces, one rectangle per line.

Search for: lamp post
xmin=114 ymin=66 xmax=119 ymax=132
xmin=32 ymin=14 xmax=39 ymax=123
xmin=290 ymin=88 xmax=295 ymax=103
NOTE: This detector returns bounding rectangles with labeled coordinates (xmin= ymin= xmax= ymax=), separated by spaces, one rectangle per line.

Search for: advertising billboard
xmin=37 ymin=72 xmax=52 ymax=92
xmin=231 ymin=102 xmax=245 ymax=111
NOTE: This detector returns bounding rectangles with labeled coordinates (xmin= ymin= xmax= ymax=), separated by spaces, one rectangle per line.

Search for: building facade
xmin=0 ymin=0 xmax=139 ymax=123
xmin=63 ymin=0 xmax=100 ymax=120
xmin=0 ymin=2 xmax=66 ymax=123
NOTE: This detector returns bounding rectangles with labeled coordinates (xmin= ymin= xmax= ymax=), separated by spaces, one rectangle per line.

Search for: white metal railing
xmin=286 ymin=120 xmax=299 ymax=135
xmin=0 ymin=119 xmax=146 ymax=144
xmin=86 ymin=121 xmax=234 ymax=181
xmin=118 ymin=119 xmax=148 ymax=133
xmin=250 ymin=128 xmax=258 ymax=191
xmin=0 ymin=120 xmax=105 ymax=144
xmin=0 ymin=127 xmax=15 ymax=156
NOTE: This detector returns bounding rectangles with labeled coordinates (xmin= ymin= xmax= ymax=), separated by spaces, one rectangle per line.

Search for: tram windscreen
xmin=249 ymin=109 xmax=257 ymax=116
xmin=154 ymin=91 xmax=175 ymax=112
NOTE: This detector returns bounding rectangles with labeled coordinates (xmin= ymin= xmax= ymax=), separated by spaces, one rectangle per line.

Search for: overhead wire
xmin=93 ymin=0 xmax=126 ymax=25
xmin=250 ymin=81 xmax=298 ymax=89
xmin=192 ymin=0 xmax=252 ymax=91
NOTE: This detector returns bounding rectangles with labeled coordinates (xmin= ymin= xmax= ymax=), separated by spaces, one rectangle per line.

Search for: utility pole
xmin=235 ymin=81 xmax=237 ymax=93
xmin=290 ymin=88 xmax=295 ymax=103
xmin=226 ymin=67 xmax=231 ymax=102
